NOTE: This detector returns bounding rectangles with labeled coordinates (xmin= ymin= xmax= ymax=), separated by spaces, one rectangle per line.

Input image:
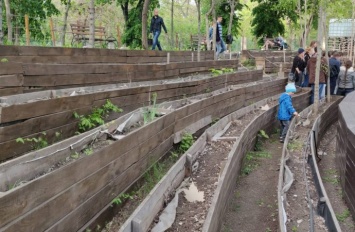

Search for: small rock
xmin=293 ymin=195 xmax=297 ymax=198
xmin=297 ymin=219 xmax=303 ymax=224
xmin=179 ymin=222 xmax=183 ymax=225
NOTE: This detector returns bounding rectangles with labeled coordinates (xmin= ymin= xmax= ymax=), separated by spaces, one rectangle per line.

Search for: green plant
xmin=71 ymin=152 xmax=80 ymax=159
xmin=74 ymin=100 xmax=122 ymax=132
xmin=266 ymin=228 xmax=272 ymax=232
xmin=336 ymin=209 xmax=350 ymax=222
xmin=287 ymin=140 xmax=303 ymax=151
xmin=179 ymin=133 xmax=195 ymax=153
xmin=323 ymin=169 xmax=340 ymax=185
xmin=16 ymin=132 xmax=48 ymax=150
xmin=112 ymin=193 xmax=134 ymax=206
xmin=255 ymin=130 xmax=269 ymax=151
xmin=210 ymin=68 xmax=224 ymax=76
xmin=291 ymin=226 xmax=298 ymax=232
xmin=242 ymin=151 xmax=271 ymax=175
xmin=1 ymin=58 xmax=9 ymax=62
xmin=242 ymin=59 xmax=255 ymax=67
xmin=211 ymin=118 xmax=220 ymax=125
xmin=84 ymin=148 xmax=94 ymax=156
xmin=210 ymin=68 xmax=234 ymax=77
xmin=143 ymin=93 xmax=158 ymax=124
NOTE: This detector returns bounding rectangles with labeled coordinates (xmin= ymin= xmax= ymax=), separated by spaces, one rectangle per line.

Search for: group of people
xmin=291 ymin=41 xmax=355 ymax=103
xmin=150 ymin=10 xmax=226 ymax=59
xmin=262 ymin=37 xmax=287 ymax=50
xmin=279 ymin=41 xmax=355 ymax=143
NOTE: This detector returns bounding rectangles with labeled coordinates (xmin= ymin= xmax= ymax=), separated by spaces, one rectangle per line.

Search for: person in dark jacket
xmin=150 ymin=9 xmax=167 ymax=51
xmin=215 ymin=16 xmax=225 ymax=59
xmin=278 ymin=83 xmax=299 ymax=143
xmin=329 ymin=52 xmax=341 ymax=94
xmin=291 ymin=48 xmax=306 ymax=86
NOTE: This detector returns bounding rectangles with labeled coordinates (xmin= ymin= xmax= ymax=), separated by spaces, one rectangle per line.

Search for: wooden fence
xmin=0 ymin=70 xmax=262 ymax=162
xmin=337 ymin=92 xmax=355 ymax=220
xmin=0 ymin=78 xmax=287 ymax=231
xmin=0 ymin=45 xmax=214 ymax=64
xmin=0 ymin=59 xmax=237 ymax=96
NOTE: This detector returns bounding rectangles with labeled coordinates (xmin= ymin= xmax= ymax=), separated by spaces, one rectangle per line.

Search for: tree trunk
xmin=195 ymin=0 xmax=201 ymax=61
xmin=4 ymin=0 xmax=12 ymax=43
xmin=171 ymin=0 xmax=174 ymax=47
xmin=212 ymin=8 xmax=216 ymax=60
xmin=205 ymin=0 xmax=214 ymax=51
xmin=314 ymin=4 xmax=324 ymax=114
xmin=0 ymin=0 xmax=3 ymax=45
xmin=121 ymin=1 xmax=129 ymax=25
xmin=141 ymin=0 xmax=150 ymax=49
xmin=350 ymin=0 xmax=355 ymax=63
xmin=88 ymin=0 xmax=95 ymax=48
xmin=227 ymin=0 xmax=236 ymax=52
xmin=324 ymin=19 xmax=330 ymax=102
xmin=60 ymin=0 xmax=71 ymax=46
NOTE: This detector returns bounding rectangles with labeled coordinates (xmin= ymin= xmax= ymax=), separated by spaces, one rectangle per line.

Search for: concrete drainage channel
xmin=109 ymin=90 xmax=310 ymax=232
xmin=278 ymin=97 xmax=343 ymax=232
xmin=0 ymin=77 xmax=288 ymax=231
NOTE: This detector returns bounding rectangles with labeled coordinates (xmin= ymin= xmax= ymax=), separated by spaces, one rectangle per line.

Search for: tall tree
xmin=88 ymin=0 xmax=95 ymax=47
xmin=314 ymin=3 xmax=325 ymax=113
xmin=205 ymin=0 xmax=214 ymax=51
xmin=0 ymin=0 xmax=3 ymax=45
xmin=195 ymin=0 xmax=201 ymax=61
xmin=171 ymin=0 xmax=174 ymax=47
xmin=141 ymin=0 xmax=150 ymax=49
xmin=60 ymin=0 xmax=71 ymax=46
xmin=4 ymin=0 xmax=12 ymax=43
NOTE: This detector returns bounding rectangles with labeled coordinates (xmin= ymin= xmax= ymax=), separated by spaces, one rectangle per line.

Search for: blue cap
xmin=285 ymin=83 xmax=296 ymax=93
xmin=298 ymin=48 xmax=305 ymax=54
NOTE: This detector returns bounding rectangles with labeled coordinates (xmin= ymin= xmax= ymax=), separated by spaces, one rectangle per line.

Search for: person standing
xmin=291 ymin=48 xmax=306 ymax=86
xmin=307 ymin=52 xmax=328 ymax=104
xmin=150 ymin=9 xmax=167 ymax=51
xmin=329 ymin=52 xmax=341 ymax=95
xmin=278 ymin=82 xmax=299 ymax=143
xmin=301 ymin=47 xmax=313 ymax=87
xmin=216 ymin=16 xmax=225 ymax=59
xmin=336 ymin=59 xmax=355 ymax=96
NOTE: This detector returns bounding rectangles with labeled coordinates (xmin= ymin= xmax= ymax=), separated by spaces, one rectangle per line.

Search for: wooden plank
xmin=73 ymin=136 xmax=175 ymax=232
xmin=2 ymin=124 xmax=175 ymax=231
xmin=0 ymin=113 xmax=175 ymax=227
xmin=0 ymin=74 xmax=23 ymax=87
xmin=0 ymin=63 xmax=23 ymax=75
xmin=0 ymin=87 xmax=24 ymax=96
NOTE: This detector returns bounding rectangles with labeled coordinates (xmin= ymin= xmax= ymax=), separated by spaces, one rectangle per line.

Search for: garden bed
xmin=278 ymin=97 xmax=343 ymax=232
xmin=0 ymin=78 xmax=288 ymax=231
xmin=109 ymin=89 xmax=310 ymax=232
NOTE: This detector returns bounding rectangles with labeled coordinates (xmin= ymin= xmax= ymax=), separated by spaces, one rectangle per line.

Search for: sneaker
xmin=279 ymin=138 xmax=284 ymax=143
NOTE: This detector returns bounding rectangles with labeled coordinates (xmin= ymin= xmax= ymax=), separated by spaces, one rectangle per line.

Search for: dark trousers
xmin=330 ymin=78 xmax=337 ymax=95
xmin=337 ymin=88 xmax=354 ymax=96
xmin=280 ymin=120 xmax=290 ymax=139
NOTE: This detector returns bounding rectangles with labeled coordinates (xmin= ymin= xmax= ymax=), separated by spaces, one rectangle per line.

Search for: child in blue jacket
xmin=278 ymin=83 xmax=299 ymax=143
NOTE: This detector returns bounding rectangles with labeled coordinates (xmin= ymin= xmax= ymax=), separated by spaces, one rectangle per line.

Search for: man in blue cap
xmin=278 ymin=83 xmax=300 ymax=143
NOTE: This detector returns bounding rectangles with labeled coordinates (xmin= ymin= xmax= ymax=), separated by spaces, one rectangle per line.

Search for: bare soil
xmin=163 ymin=100 xmax=279 ymax=231
xmin=166 ymin=140 xmax=234 ymax=232
xmin=318 ymin=123 xmax=355 ymax=232
xmin=221 ymin=133 xmax=281 ymax=232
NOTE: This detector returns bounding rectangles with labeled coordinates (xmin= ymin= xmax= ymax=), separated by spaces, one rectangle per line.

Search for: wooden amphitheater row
xmin=0 ymin=45 xmax=214 ymax=64
xmin=337 ymin=93 xmax=355 ymax=219
xmin=0 ymin=59 xmax=237 ymax=90
xmin=241 ymin=50 xmax=296 ymax=59
xmin=0 ymin=70 xmax=263 ymax=160
xmin=0 ymin=78 xmax=287 ymax=231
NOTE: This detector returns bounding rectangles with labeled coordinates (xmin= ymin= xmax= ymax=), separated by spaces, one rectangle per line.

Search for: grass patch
xmin=287 ymin=140 xmax=303 ymax=151
xmin=336 ymin=209 xmax=351 ymax=222
xmin=242 ymin=150 xmax=271 ymax=176
xmin=322 ymin=169 xmax=339 ymax=185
